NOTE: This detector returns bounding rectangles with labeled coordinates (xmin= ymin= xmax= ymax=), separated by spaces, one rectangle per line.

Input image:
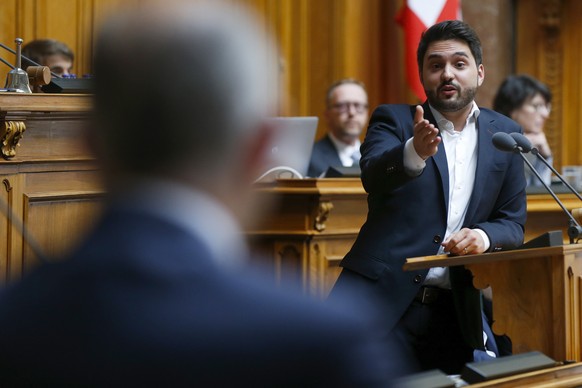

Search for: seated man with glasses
xmin=307 ymin=78 xmax=369 ymax=177
xmin=493 ymin=74 xmax=553 ymax=186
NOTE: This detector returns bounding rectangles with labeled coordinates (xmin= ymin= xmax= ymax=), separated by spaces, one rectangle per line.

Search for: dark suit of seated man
xmin=0 ymin=3 xmax=401 ymax=386
xmin=307 ymin=79 xmax=369 ymax=177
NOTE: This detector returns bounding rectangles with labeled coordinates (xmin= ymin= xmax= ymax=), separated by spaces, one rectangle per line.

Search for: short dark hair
xmin=22 ymin=39 xmax=74 ymax=69
xmin=493 ymin=74 xmax=552 ymax=117
xmin=325 ymin=78 xmax=367 ymax=107
xmin=416 ymin=20 xmax=482 ymax=74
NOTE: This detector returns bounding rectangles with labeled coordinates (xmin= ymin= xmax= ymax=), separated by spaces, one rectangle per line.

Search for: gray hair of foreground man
xmin=92 ymin=2 xmax=278 ymax=184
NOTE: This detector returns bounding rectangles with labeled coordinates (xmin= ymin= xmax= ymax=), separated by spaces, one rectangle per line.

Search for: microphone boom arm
xmin=0 ymin=42 xmax=60 ymax=78
xmin=531 ymin=148 xmax=582 ymax=201
xmin=518 ymin=150 xmax=582 ymax=243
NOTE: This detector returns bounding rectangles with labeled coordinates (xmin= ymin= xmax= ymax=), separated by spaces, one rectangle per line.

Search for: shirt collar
xmin=328 ymin=132 xmax=361 ymax=154
xmin=428 ymin=101 xmax=480 ymax=134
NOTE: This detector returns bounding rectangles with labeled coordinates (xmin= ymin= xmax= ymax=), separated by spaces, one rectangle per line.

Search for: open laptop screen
xmin=256 ymin=116 xmax=318 ymax=181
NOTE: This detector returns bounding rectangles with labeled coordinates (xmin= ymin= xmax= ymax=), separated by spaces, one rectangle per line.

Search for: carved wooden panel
xmin=311 ymin=237 xmax=353 ymax=298
xmin=22 ymin=190 xmax=104 ymax=272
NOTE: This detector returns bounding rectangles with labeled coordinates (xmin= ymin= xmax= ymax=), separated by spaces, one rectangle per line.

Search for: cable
xmin=0 ymin=42 xmax=61 ymax=78
xmin=254 ymin=166 xmax=304 ymax=182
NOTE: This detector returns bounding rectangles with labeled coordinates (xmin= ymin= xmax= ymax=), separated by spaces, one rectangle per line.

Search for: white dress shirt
xmin=403 ymin=102 xmax=490 ymax=288
xmin=329 ymin=133 xmax=361 ymax=167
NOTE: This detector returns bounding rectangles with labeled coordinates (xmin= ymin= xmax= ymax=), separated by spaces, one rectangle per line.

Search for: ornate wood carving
xmin=2 ymin=179 xmax=12 ymax=193
xmin=539 ymin=0 xmax=563 ymax=169
xmin=314 ymin=200 xmax=334 ymax=232
xmin=276 ymin=243 xmax=303 ymax=288
xmin=0 ymin=121 xmax=26 ymax=159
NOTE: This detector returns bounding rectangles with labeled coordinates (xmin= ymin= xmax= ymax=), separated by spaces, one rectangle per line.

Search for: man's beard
xmin=340 ymin=120 xmax=364 ymax=136
xmin=425 ymin=82 xmax=478 ymax=112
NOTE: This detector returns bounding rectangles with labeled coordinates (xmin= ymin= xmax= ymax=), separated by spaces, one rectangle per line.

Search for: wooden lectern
xmin=0 ymin=93 xmax=102 ymax=283
xmin=404 ymin=245 xmax=582 ymax=362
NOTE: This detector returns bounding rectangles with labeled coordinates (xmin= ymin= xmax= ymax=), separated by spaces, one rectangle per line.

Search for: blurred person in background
xmin=22 ymin=38 xmax=74 ymax=77
xmin=493 ymin=74 xmax=553 ymax=186
xmin=308 ymin=78 xmax=369 ymax=177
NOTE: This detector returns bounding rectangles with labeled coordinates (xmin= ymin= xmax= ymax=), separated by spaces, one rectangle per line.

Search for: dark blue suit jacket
xmin=337 ymin=103 xmax=527 ymax=349
xmin=0 ymin=204 xmax=399 ymax=386
xmin=308 ymin=135 xmax=343 ymax=177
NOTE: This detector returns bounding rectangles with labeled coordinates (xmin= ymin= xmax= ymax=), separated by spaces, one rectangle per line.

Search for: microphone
xmin=510 ymin=132 xmax=582 ymax=201
xmin=492 ymin=132 xmax=582 ymax=243
xmin=492 ymin=131 xmax=519 ymax=152
xmin=509 ymin=132 xmax=532 ymax=152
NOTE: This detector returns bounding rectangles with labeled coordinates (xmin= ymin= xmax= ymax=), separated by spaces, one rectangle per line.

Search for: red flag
xmin=396 ymin=0 xmax=462 ymax=101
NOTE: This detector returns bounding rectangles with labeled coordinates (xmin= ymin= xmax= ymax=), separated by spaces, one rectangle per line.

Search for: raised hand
xmin=412 ymin=105 xmax=441 ymax=160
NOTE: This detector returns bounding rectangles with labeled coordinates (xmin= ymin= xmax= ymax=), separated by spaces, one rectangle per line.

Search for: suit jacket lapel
xmin=423 ymin=102 xmax=450 ymax=211
xmin=465 ymin=111 xmax=495 ymax=224
xmin=324 ymin=135 xmax=344 ymax=167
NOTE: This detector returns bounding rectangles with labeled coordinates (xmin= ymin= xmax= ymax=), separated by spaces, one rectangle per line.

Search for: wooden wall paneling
xmin=382 ymin=0 xmax=408 ymax=106
xmin=340 ymin=0 xmax=377 ymax=108
xmin=462 ymin=0 xmax=514 ymax=108
xmin=29 ymin=0 xmax=81 ymax=75
xmin=0 ymin=1 xmax=23 ymax=85
xmin=361 ymin=0 xmax=385 ymax=109
xmin=276 ymin=0 xmax=305 ymax=117
xmin=31 ymin=0 xmax=79 ymax=44
xmin=539 ymin=0 xmax=564 ymax=171
xmin=76 ymin=0 xmax=95 ymax=79
xmin=307 ymin=0 xmax=333 ymax=117
xmin=0 ymin=1 xmax=19 ymax=56
xmin=16 ymin=0 xmax=35 ymax=40
xmin=296 ymin=0 xmax=310 ymax=117
xmin=561 ymin=0 xmax=582 ymax=167
xmin=515 ymin=1 xmax=535 ymax=140
xmin=516 ymin=0 xmax=571 ymax=171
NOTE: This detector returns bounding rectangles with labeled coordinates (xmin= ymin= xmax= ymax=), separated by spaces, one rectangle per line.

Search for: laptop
xmin=256 ymin=116 xmax=318 ymax=182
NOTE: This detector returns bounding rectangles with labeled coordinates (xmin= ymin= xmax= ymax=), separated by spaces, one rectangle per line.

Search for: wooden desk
xmin=405 ymin=246 xmax=582 ymax=362
xmin=249 ymin=178 xmax=366 ymax=296
xmin=0 ymin=93 xmax=103 ymax=282
xmin=250 ymin=178 xmax=582 ymax=297
xmin=468 ymin=362 xmax=582 ymax=387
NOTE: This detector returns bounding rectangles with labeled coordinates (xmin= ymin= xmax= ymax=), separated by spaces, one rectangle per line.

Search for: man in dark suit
xmin=307 ymin=79 xmax=369 ymax=177
xmin=330 ymin=20 xmax=527 ymax=374
xmin=0 ymin=3 xmax=399 ymax=386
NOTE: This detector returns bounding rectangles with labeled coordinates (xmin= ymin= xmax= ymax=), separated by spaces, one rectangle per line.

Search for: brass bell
xmin=4 ymin=38 xmax=32 ymax=93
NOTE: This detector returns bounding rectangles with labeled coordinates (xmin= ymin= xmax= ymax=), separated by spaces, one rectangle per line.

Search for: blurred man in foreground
xmin=308 ymin=79 xmax=369 ymax=177
xmin=0 ymin=2 xmax=397 ymax=386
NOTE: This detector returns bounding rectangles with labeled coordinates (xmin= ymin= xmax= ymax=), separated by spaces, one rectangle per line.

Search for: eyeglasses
xmin=330 ymin=102 xmax=369 ymax=113
xmin=526 ymin=102 xmax=551 ymax=114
